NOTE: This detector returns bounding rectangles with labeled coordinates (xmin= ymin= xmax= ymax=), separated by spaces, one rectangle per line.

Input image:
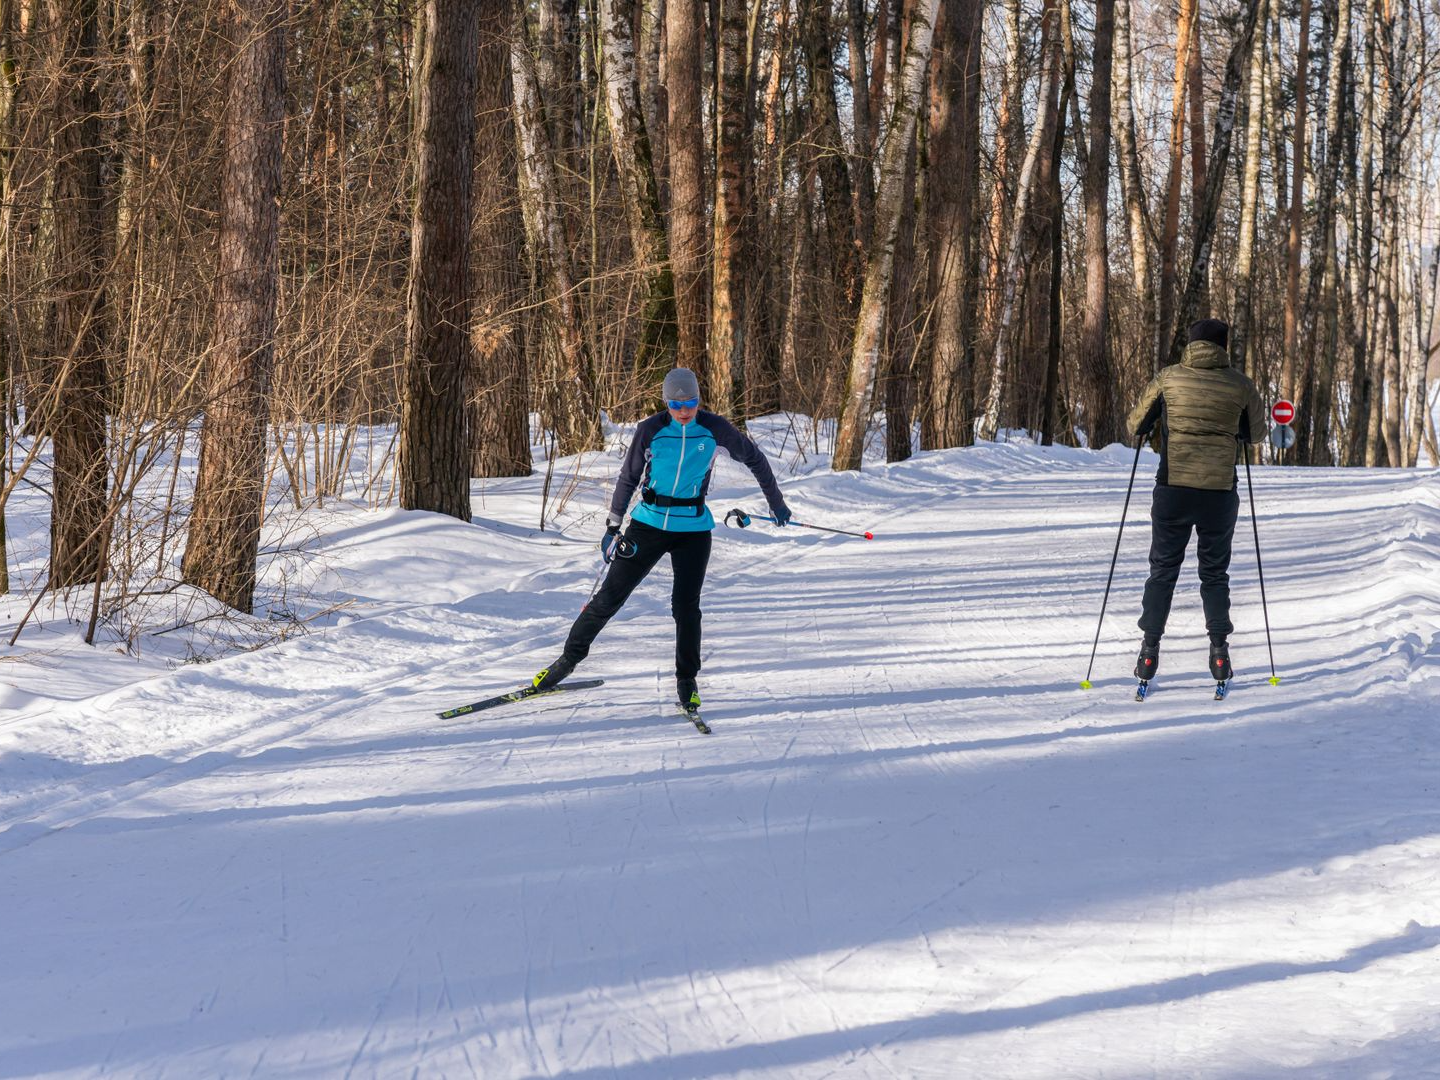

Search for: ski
xmin=1135 ymin=679 xmax=1151 ymax=702
xmin=1214 ymin=680 xmax=1230 ymax=701
xmin=677 ymin=704 xmax=711 ymax=734
xmin=437 ymin=678 xmax=605 ymax=720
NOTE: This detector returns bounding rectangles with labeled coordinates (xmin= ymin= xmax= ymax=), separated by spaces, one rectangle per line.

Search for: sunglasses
xmin=667 ymin=396 xmax=700 ymax=410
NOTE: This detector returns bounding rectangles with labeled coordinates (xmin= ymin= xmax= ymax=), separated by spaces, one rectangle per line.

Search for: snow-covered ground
xmin=3 ymin=420 xmax=1439 ymax=1078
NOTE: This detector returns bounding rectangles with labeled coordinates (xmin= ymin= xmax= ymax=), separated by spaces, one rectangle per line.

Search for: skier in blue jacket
xmin=532 ymin=368 xmax=791 ymax=711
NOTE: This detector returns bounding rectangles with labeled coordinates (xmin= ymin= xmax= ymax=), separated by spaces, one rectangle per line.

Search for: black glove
xmin=600 ymin=515 xmax=623 ymax=561
xmin=774 ymin=504 xmax=792 ymax=527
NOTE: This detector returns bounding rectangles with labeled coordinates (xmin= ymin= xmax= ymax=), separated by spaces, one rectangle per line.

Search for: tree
xmin=709 ymin=0 xmax=748 ymax=414
xmin=472 ymin=1 xmax=532 ymax=479
xmin=45 ymin=0 xmax=110 ymax=589
xmin=1079 ymin=0 xmax=1120 ymax=446
xmin=978 ymin=5 xmax=1060 ymax=443
xmin=511 ymin=16 xmax=601 ymax=454
xmin=665 ymin=0 xmax=707 ymax=374
xmin=398 ymin=0 xmax=478 ymax=520
xmin=923 ymin=0 xmax=981 ymax=450
xmin=182 ymin=0 xmax=287 ymax=611
xmin=597 ymin=0 xmax=676 ymax=385
xmin=832 ymin=0 xmax=940 ymax=470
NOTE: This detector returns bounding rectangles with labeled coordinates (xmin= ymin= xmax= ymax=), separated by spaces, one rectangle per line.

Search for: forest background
xmin=1 ymin=0 xmax=1438 ymax=634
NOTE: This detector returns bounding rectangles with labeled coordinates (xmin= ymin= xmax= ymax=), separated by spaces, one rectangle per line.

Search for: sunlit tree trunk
xmin=1079 ymin=0 xmax=1119 ymax=446
xmin=1231 ymin=0 xmax=1269 ymax=379
xmin=471 ymin=2 xmax=531 ymax=478
xmin=1113 ymin=0 xmax=1154 ymax=371
xmin=665 ymin=0 xmax=706 ymax=374
xmin=399 ymin=0 xmax=477 ymax=520
xmin=182 ymin=0 xmax=286 ymax=609
xmin=598 ymin=0 xmax=677 ymax=382
xmin=1156 ymin=0 xmax=1197 ymax=368
xmin=709 ymin=0 xmax=748 ymax=413
xmin=803 ymin=0 xmax=858 ymax=305
xmin=512 ymin=17 xmax=601 ymax=453
xmin=1282 ymin=0 xmax=1312 ymax=402
xmin=831 ymin=0 xmax=938 ymax=470
xmin=978 ymin=6 xmax=1059 ymax=442
xmin=1162 ymin=0 xmax=1263 ymax=369
xmin=923 ymin=0 xmax=980 ymax=450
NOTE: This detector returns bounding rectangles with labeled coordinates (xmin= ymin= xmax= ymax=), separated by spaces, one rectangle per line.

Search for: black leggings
xmin=562 ymin=521 xmax=713 ymax=678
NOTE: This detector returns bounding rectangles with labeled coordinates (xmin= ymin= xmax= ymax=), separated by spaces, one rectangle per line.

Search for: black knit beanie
xmin=1187 ymin=318 xmax=1229 ymax=349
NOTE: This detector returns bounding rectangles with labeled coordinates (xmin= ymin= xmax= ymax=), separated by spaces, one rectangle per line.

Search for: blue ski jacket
xmin=610 ymin=410 xmax=788 ymax=532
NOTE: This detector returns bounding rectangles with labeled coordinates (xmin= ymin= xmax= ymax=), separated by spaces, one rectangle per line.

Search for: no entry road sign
xmin=1272 ymin=400 xmax=1296 ymax=424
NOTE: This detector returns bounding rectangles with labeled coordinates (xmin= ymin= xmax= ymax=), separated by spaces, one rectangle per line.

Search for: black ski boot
xmin=676 ymin=677 xmax=710 ymax=733
xmin=1134 ymin=637 xmax=1160 ymax=701
xmin=676 ymin=677 xmax=700 ymax=711
xmin=532 ymin=655 xmax=576 ymax=691
xmin=1210 ymin=638 xmax=1232 ymax=698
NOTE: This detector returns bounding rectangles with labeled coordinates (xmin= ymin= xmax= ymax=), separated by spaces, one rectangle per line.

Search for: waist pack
xmin=642 ymin=487 xmax=704 ymax=510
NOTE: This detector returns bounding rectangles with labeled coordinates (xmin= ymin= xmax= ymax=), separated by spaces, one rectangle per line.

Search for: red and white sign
xmin=1271 ymin=399 xmax=1296 ymax=425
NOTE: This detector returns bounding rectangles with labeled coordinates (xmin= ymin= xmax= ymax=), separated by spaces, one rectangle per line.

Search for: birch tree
xmin=597 ymin=0 xmax=677 ymax=383
xmin=977 ymin=7 xmax=1060 ymax=443
xmin=511 ymin=16 xmax=601 ymax=453
xmin=831 ymin=0 xmax=939 ymax=471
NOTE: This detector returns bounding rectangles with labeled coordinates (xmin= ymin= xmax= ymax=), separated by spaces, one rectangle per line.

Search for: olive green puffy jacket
xmin=1126 ymin=341 xmax=1267 ymax=491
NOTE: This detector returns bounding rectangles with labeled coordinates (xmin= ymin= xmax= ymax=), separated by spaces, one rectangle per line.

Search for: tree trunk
xmin=182 ymin=0 xmax=286 ymax=611
xmin=1079 ymin=0 xmax=1119 ymax=446
xmin=1343 ymin=0 xmax=1378 ymax=466
xmin=1162 ymin=0 xmax=1263 ymax=370
xmin=846 ymin=0 xmax=876 ymax=244
xmin=1282 ymin=0 xmax=1312 ymax=401
xmin=471 ymin=2 xmax=531 ymax=478
xmin=922 ymin=0 xmax=980 ymax=450
xmin=1300 ymin=0 xmax=1351 ymax=465
xmin=802 ymin=0 xmax=858 ymax=305
xmin=598 ymin=0 xmax=677 ymax=382
xmin=399 ymin=0 xmax=478 ymax=520
xmin=1157 ymin=0 xmax=1198 ymax=369
xmin=665 ymin=0 xmax=707 ymax=373
xmin=511 ymin=14 xmax=601 ymax=453
xmin=1230 ymin=0 xmax=1269 ymax=379
xmin=983 ymin=0 xmax=1022 ymax=338
xmin=831 ymin=0 xmax=938 ymax=471
xmin=1113 ymin=0 xmax=1154 ymax=373
xmin=977 ymin=7 xmax=1059 ymax=443
xmin=709 ymin=0 xmax=747 ymax=414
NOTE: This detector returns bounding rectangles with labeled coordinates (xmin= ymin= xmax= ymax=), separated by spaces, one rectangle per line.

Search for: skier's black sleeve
xmin=703 ymin=412 xmax=788 ymax=516
xmin=609 ymin=414 xmax=664 ymax=520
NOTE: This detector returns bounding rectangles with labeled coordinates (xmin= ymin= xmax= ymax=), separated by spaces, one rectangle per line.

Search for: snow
xmin=3 ymin=419 xmax=1440 ymax=1078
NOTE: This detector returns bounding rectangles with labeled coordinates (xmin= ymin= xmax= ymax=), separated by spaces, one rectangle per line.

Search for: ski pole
xmin=1243 ymin=442 xmax=1280 ymax=685
xmin=1080 ymin=438 xmax=1144 ymax=689
xmin=724 ymin=508 xmax=873 ymax=540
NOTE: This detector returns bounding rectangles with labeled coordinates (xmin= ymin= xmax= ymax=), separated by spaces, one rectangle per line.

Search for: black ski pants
xmin=1138 ymin=483 xmax=1240 ymax=640
xmin=562 ymin=521 xmax=712 ymax=679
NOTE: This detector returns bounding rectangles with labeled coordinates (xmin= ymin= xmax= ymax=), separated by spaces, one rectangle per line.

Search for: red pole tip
xmin=864 ymin=532 xmax=874 ymax=540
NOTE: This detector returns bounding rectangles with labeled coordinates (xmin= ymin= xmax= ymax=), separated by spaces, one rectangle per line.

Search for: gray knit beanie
xmin=662 ymin=367 xmax=701 ymax=403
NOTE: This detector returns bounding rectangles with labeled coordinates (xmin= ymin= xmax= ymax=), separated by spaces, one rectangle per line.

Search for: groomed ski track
xmin=3 ymin=435 xmax=1440 ymax=1078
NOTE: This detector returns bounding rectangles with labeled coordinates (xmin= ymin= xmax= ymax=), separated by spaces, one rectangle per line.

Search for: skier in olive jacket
xmin=1126 ymin=318 xmax=1267 ymax=685
xmin=532 ymin=367 xmax=792 ymax=711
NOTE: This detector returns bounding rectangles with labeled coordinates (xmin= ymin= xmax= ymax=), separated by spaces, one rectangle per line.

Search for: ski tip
xmin=1268 ymin=675 xmax=1281 ymax=686
xmin=864 ymin=532 xmax=874 ymax=540
xmin=1079 ymin=680 xmax=1093 ymax=690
